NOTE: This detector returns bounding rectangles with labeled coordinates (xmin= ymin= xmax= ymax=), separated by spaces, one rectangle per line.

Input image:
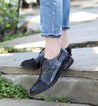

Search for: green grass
xmin=0 ymin=78 xmax=28 ymax=100
xmin=36 ymin=94 xmax=71 ymax=103
xmin=0 ymin=46 xmax=43 ymax=54
xmin=83 ymin=6 xmax=94 ymax=9
xmin=2 ymin=29 xmax=41 ymax=42
xmin=44 ymin=96 xmax=71 ymax=103
xmin=0 ymin=46 xmax=29 ymax=54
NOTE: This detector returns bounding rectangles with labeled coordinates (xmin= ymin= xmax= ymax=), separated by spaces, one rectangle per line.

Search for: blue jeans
xmin=40 ymin=0 xmax=70 ymax=37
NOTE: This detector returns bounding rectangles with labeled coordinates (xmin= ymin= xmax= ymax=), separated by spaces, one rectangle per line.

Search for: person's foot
xmin=30 ymin=48 xmax=74 ymax=96
xmin=20 ymin=46 xmax=72 ymax=69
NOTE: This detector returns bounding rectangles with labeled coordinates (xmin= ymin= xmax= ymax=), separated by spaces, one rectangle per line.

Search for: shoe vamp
xmin=40 ymin=61 xmax=61 ymax=85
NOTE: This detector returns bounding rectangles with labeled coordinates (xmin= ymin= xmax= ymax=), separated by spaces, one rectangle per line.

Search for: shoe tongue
xmin=42 ymin=56 xmax=61 ymax=70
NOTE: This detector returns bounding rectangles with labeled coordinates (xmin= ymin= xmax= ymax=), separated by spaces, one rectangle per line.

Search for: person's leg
xmin=45 ymin=37 xmax=61 ymax=59
xmin=20 ymin=0 xmax=72 ymax=69
xmin=61 ymin=30 xmax=69 ymax=48
xmin=60 ymin=0 xmax=70 ymax=48
xmin=21 ymin=0 xmax=71 ymax=69
xmin=40 ymin=0 xmax=62 ymax=59
xmin=30 ymin=0 xmax=74 ymax=96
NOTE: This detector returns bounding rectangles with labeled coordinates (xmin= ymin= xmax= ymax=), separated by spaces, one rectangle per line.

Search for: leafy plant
xmin=0 ymin=0 xmax=18 ymax=41
xmin=0 ymin=78 xmax=28 ymax=99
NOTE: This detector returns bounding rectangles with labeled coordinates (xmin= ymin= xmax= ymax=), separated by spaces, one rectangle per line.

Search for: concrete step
xmin=70 ymin=0 xmax=98 ymax=9
xmin=0 ymin=47 xmax=98 ymax=105
xmin=0 ymin=99 xmax=91 ymax=106
xmin=0 ymin=47 xmax=98 ymax=79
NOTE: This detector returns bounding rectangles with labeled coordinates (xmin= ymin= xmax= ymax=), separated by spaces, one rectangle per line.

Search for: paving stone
xmin=71 ymin=0 xmax=98 ymax=9
xmin=24 ymin=15 xmax=40 ymax=23
xmin=0 ymin=33 xmax=44 ymax=48
xmin=70 ymin=11 xmax=98 ymax=24
xmin=68 ymin=19 xmax=98 ymax=45
xmin=18 ymin=15 xmax=40 ymax=30
xmin=0 ymin=99 xmax=90 ymax=106
xmin=0 ymin=47 xmax=98 ymax=80
xmin=18 ymin=21 xmax=27 ymax=29
xmin=27 ymin=23 xmax=40 ymax=32
xmin=20 ymin=8 xmax=40 ymax=16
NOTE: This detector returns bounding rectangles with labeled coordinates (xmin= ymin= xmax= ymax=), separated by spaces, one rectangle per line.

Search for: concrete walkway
xmin=0 ymin=47 xmax=98 ymax=105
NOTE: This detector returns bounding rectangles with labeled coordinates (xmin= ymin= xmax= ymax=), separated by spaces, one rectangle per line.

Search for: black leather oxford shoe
xmin=30 ymin=48 xmax=74 ymax=96
xmin=20 ymin=46 xmax=72 ymax=69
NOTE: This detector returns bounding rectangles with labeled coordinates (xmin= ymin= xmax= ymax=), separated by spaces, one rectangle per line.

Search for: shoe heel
xmin=63 ymin=56 xmax=74 ymax=71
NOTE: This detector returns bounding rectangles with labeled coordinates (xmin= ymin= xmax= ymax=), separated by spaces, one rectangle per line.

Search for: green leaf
xmin=5 ymin=24 xmax=11 ymax=28
xmin=0 ymin=77 xmax=28 ymax=99
xmin=0 ymin=18 xmax=3 ymax=22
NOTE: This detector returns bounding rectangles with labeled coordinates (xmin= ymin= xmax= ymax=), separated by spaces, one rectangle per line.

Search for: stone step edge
xmin=0 ymin=40 xmax=98 ymax=49
xmin=0 ymin=99 xmax=91 ymax=106
xmin=70 ymin=41 xmax=98 ymax=48
xmin=0 ymin=66 xmax=98 ymax=80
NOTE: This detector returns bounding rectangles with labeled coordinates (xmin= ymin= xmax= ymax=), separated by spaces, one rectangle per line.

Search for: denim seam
xmin=41 ymin=33 xmax=61 ymax=37
xmin=62 ymin=26 xmax=70 ymax=30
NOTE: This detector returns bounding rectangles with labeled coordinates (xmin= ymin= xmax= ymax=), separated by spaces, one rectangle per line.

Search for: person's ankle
xmin=44 ymin=37 xmax=61 ymax=59
xmin=44 ymin=47 xmax=60 ymax=60
xmin=60 ymin=41 xmax=69 ymax=49
xmin=61 ymin=44 xmax=69 ymax=49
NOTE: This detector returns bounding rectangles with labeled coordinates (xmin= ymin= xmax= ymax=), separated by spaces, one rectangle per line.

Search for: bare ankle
xmin=61 ymin=30 xmax=69 ymax=48
xmin=44 ymin=48 xmax=60 ymax=59
xmin=44 ymin=37 xmax=61 ymax=59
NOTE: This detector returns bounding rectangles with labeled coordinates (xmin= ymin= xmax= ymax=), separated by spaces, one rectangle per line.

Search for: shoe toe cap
xmin=30 ymin=80 xmax=49 ymax=96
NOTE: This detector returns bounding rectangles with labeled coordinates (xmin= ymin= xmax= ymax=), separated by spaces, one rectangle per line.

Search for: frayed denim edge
xmin=62 ymin=27 xmax=70 ymax=30
xmin=41 ymin=33 xmax=61 ymax=37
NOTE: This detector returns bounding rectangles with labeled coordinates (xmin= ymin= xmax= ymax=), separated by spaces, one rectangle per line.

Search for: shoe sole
xmin=30 ymin=56 xmax=74 ymax=96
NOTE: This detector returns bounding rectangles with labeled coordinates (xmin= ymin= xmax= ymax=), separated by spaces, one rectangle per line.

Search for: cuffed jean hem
xmin=62 ymin=26 xmax=70 ymax=30
xmin=41 ymin=33 xmax=61 ymax=37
